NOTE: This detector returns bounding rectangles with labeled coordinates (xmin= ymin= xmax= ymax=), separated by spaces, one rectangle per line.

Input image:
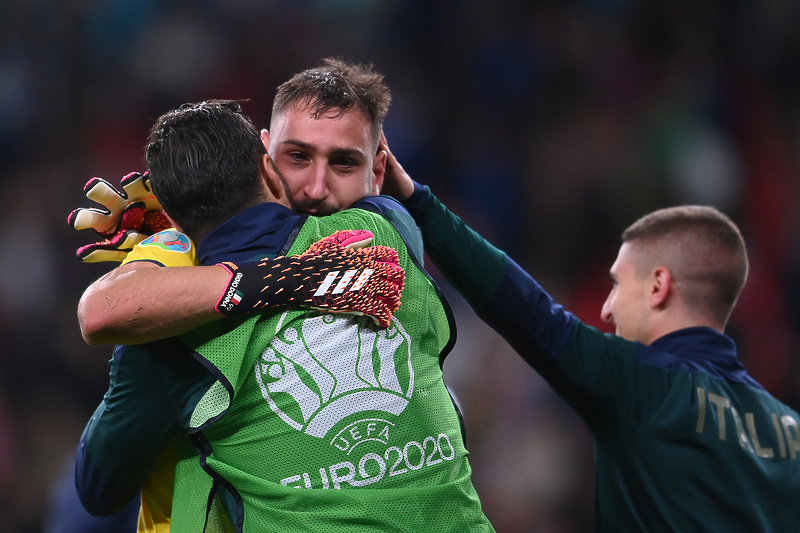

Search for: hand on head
xmin=378 ymin=132 xmax=415 ymax=202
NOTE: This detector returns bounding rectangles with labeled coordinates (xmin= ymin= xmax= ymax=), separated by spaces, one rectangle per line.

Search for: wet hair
xmin=272 ymin=57 xmax=391 ymax=148
xmin=622 ymin=205 xmax=748 ymax=327
xmin=145 ymin=99 xmax=266 ymax=241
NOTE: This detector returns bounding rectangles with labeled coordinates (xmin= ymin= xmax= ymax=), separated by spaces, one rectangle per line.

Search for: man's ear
xmin=260 ymin=154 xmax=283 ymax=201
xmin=260 ymin=129 xmax=271 ymax=153
xmin=651 ymin=267 xmax=673 ymax=309
xmin=372 ymin=149 xmax=386 ymax=195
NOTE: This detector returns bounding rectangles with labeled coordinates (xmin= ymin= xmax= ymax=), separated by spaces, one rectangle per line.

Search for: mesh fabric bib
xmin=173 ymin=208 xmax=492 ymax=532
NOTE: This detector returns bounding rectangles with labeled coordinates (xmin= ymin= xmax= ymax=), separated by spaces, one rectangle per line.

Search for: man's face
xmin=265 ymin=106 xmax=385 ymax=215
xmin=601 ymin=242 xmax=652 ymax=343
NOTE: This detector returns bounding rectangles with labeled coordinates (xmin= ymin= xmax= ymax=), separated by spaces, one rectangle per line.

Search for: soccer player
xmin=75 ymin=100 xmax=493 ymax=532
xmin=378 ymin=136 xmax=800 ymax=532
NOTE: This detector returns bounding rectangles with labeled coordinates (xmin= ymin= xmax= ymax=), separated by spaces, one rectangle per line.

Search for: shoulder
xmin=350 ymin=195 xmax=410 ymax=216
xmin=122 ymin=229 xmax=198 ymax=267
xmin=298 ymin=204 xmax=390 ymax=235
xmin=349 ymin=196 xmax=424 ymax=263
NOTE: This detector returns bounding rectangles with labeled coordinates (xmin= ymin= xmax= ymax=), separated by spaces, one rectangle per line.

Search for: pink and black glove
xmin=216 ymin=230 xmax=405 ymax=328
xmin=68 ymin=172 xmax=171 ymax=262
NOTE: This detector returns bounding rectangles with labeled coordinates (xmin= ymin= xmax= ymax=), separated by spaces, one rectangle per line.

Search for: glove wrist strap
xmin=215 ymin=257 xmax=300 ymax=317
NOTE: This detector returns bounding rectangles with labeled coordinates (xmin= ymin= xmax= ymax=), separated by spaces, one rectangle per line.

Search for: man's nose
xmin=304 ymin=163 xmax=330 ymax=200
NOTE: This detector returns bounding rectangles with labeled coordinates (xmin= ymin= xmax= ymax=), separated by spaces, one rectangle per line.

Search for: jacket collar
xmin=644 ymin=327 xmax=764 ymax=390
xmin=197 ymin=202 xmax=301 ymax=265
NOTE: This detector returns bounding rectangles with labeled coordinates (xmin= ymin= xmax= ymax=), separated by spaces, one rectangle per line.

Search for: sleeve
xmin=538 ymin=322 xmax=644 ymax=436
xmin=121 ymin=229 xmax=198 ymax=267
xmin=403 ymin=183 xmax=644 ymax=428
xmin=75 ymin=339 xmax=214 ymax=516
xmin=403 ymin=183 xmax=519 ymax=314
xmin=350 ymin=195 xmax=425 ymax=264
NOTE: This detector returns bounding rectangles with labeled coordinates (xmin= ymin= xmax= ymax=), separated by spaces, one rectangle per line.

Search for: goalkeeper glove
xmin=68 ymin=172 xmax=171 ymax=262
xmin=216 ymin=230 xmax=404 ymax=328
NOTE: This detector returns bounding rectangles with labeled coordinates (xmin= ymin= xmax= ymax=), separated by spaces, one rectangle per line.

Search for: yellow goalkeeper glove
xmin=68 ymin=172 xmax=171 ymax=262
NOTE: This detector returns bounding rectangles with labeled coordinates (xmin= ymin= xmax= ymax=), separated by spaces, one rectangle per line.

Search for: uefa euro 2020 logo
xmin=255 ymin=312 xmax=413 ymax=453
xmin=139 ymin=230 xmax=192 ymax=253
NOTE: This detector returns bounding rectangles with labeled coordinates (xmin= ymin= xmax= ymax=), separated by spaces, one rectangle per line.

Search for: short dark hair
xmin=272 ymin=58 xmax=391 ymax=147
xmin=145 ymin=100 xmax=266 ymax=241
xmin=622 ymin=205 xmax=748 ymax=327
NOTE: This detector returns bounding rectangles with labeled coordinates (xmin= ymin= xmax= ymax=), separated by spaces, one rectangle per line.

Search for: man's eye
xmin=331 ymin=158 xmax=355 ymax=169
xmin=289 ymin=152 xmax=308 ymax=162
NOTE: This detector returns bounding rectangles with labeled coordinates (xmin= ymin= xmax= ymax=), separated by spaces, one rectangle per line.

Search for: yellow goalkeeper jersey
xmin=122 ymin=229 xmax=197 ymax=533
xmin=124 ymin=229 xmax=197 ymax=268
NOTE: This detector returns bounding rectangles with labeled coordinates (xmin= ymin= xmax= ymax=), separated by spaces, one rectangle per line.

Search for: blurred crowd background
xmin=1 ymin=0 xmax=800 ymax=531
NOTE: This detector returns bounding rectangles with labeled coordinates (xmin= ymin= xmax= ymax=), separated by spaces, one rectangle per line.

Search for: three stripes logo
xmin=313 ymin=269 xmax=375 ymax=297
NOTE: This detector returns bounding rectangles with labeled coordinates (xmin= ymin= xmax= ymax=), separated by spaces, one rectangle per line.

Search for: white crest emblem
xmin=255 ymin=313 xmax=414 ymax=440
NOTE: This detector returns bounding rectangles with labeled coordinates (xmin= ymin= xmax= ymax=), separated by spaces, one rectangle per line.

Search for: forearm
xmin=76 ymin=403 xmax=146 ymax=515
xmin=383 ymin=139 xmax=578 ymax=363
xmin=406 ymin=184 xmax=507 ymax=311
xmin=406 ymin=184 xmax=577 ymax=362
xmin=78 ymin=263 xmax=229 ymax=345
xmin=76 ymin=341 xmax=196 ymax=514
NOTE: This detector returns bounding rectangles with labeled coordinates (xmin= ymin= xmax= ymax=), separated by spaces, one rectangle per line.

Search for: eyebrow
xmin=281 ymin=139 xmax=366 ymax=159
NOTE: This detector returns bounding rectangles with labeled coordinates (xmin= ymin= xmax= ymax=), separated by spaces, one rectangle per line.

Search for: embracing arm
xmin=381 ymin=134 xmax=652 ymax=427
xmin=78 ymin=230 xmax=404 ymax=345
xmin=76 ymin=339 xmax=215 ymax=515
xmin=379 ymin=132 xmax=506 ymax=310
xmin=380 ymin=133 xmax=576 ymax=363
xmin=77 ymin=261 xmax=229 ymax=345
xmin=75 ymin=341 xmax=199 ymax=515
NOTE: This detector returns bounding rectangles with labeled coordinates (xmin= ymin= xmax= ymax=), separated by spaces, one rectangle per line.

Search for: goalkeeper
xmin=74 ymin=100 xmax=493 ymax=532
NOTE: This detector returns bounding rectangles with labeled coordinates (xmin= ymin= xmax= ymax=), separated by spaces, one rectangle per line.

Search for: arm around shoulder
xmin=77 ymin=262 xmax=229 ymax=345
xmin=405 ymin=184 xmax=508 ymax=311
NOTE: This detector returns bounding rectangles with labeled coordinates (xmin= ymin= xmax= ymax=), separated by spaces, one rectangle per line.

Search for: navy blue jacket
xmin=405 ymin=183 xmax=800 ymax=533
